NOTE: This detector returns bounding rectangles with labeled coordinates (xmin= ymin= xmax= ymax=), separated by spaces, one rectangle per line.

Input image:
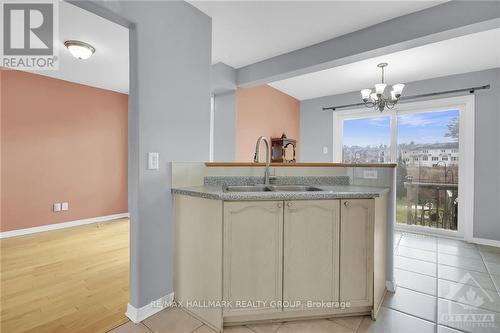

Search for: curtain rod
xmin=322 ymin=84 xmax=490 ymax=111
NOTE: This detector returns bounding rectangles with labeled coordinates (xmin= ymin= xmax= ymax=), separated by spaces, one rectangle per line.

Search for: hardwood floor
xmin=0 ymin=218 xmax=129 ymax=333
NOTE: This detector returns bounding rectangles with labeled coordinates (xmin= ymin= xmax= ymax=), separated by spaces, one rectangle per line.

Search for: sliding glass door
xmin=335 ymin=96 xmax=473 ymax=237
xmin=396 ymin=110 xmax=459 ymax=231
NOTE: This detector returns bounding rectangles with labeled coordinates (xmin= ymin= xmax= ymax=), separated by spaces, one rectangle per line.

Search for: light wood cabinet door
xmin=223 ymin=201 xmax=283 ymax=317
xmin=340 ymin=199 xmax=374 ymax=307
xmin=283 ymin=200 xmax=340 ymax=311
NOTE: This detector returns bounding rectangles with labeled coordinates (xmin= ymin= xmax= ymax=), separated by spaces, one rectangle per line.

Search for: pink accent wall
xmin=1 ymin=69 xmax=128 ymax=232
xmin=236 ymin=85 xmax=300 ymax=162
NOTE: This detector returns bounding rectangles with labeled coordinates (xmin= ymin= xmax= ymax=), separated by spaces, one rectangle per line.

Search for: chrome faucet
xmin=254 ymin=136 xmax=271 ymax=185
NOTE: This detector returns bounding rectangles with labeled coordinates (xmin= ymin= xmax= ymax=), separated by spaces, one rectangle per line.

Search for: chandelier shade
xmin=392 ymin=83 xmax=405 ymax=96
xmin=374 ymin=83 xmax=386 ymax=96
xmin=361 ymin=89 xmax=371 ymax=100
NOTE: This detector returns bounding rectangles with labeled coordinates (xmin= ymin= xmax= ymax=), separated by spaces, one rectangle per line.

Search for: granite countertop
xmin=171 ymin=185 xmax=389 ymax=201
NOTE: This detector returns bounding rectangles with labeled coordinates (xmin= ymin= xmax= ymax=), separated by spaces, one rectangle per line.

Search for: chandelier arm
xmin=364 ymin=101 xmax=375 ymax=108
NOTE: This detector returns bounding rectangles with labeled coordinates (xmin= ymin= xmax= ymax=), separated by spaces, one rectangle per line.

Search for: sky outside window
xmin=343 ymin=116 xmax=391 ymax=147
xmin=397 ymin=109 xmax=459 ymax=144
xmin=342 ymin=116 xmax=390 ymax=163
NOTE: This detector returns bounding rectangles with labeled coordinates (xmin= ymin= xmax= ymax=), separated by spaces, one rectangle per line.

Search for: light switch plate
xmin=363 ymin=170 xmax=378 ymax=179
xmin=53 ymin=203 xmax=61 ymax=212
xmin=148 ymin=152 xmax=159 ymax=170
xmin=61 ymin=202 xmax=69 ymax=211
xmin=323 ymin=147 xmax=328 ymax=154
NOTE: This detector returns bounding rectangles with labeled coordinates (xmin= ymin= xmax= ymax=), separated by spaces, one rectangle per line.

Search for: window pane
xmin=396 ymin=109 xmax=459 ymax=230
xmin=342 ymin=116 xmax=391 ymax=163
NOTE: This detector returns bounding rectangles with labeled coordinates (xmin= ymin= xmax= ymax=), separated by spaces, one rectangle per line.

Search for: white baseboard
xmin=386 ymin=280 xmax=397 ymax=293
xmin=471 ymin=237 xmax=500 ymax=248
xmin=126 ymin=292 xmax=174 ymax=323
xmin=0 ymin=213 xmax=129 ymax=239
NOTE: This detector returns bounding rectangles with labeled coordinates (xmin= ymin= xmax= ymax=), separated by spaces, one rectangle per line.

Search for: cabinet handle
xmin=344 ymin=201 xmax=350 ymax=207
xmin=277 ymin=203 xmax=283 ymax=208
xmin=287 ymin=202 xmax=293 ymax=207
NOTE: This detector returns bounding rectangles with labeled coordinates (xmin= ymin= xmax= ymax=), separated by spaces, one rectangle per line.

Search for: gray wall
xmin=211 ymin=62 xmax=236 ymax=94
xmin=71 ymin=0 xmax=211 ymax=308
xmin=211 ymin=62 xmax=237 ymax=161
xmin=214 ymin=91 xmax=237 ymax=161
xmin=300 ymin=68 xmax=500 ymax=241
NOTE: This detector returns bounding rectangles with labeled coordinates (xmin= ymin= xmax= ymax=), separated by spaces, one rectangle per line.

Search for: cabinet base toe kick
xmin=174 ymin=194 xmax=388 ymax=332
xmin=222 ymin=306 xmax=374 ymax=326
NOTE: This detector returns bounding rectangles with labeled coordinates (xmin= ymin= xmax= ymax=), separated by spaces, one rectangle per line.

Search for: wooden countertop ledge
xmin=205 ymin=162 xmax=397 ymax=168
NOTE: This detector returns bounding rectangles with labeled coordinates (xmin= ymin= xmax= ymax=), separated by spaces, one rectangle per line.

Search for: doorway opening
xmin=0 ymin=1 xmax=130 ymax=332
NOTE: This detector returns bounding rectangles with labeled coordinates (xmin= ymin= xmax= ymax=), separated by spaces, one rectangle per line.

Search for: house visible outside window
xmin=432 ymin=157 xmax=438 ymax=161
xmin=442 ymin=156 xmax=448 ymax=161
xmin=423 ymin=156 xmax=428 ymax=161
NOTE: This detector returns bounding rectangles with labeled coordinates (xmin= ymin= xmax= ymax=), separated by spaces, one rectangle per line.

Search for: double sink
xmin=223 ymin=185 xmax=324 ymax=192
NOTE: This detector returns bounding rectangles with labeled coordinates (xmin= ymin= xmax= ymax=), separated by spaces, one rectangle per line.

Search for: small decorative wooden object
xmin=271 ymin=133 xmax=296 ymax=163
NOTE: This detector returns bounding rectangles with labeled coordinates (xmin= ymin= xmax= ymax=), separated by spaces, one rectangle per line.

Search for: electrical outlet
xmin=363 ymin=170 xmax=378 ymax=179
xmin=53 ymin=203 xmax=61 ymax=212
xmin=61 ymin=202 xmax=69 ymax=211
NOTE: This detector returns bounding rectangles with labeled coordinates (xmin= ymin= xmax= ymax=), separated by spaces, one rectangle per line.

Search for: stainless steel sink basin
xmin=270 ymin=185 xmax=324 ymax=192
xmin=223 ymin=185 xmax=273 ymax=192
xmin=223 ymin=185 xmax=324 ymax=192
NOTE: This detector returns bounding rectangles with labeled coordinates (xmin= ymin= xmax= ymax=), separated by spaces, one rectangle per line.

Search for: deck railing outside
xmin=399 ymin=181 xmax=458 ymax=230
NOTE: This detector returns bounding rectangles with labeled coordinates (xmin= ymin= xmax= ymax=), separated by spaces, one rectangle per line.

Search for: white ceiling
xmin=189 ymin=0 xmax=444 ymax=69
xmin=27 ymin=1 xmax=129 ymax=94
xmin=269 ymin=28 xmax=500 ymax=100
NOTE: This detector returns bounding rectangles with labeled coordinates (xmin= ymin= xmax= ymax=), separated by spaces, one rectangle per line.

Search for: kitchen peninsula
xmin=172 ymin=162 xmax=396 ymax=332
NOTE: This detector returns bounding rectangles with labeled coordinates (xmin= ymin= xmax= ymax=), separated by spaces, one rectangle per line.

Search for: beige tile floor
xmin=109 ymin=232 xmax=500 ymax=333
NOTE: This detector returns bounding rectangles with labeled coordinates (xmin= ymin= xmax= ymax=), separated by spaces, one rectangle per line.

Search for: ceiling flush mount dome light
xmin=64 ymin=40 xmax=95 ymax=60
xmin=360 ymin=63 xmax=405 ymax=112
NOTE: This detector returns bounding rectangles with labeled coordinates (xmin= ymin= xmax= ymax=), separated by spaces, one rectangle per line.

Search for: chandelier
xmin=360 ymin=63 xmax=405 ymax=112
